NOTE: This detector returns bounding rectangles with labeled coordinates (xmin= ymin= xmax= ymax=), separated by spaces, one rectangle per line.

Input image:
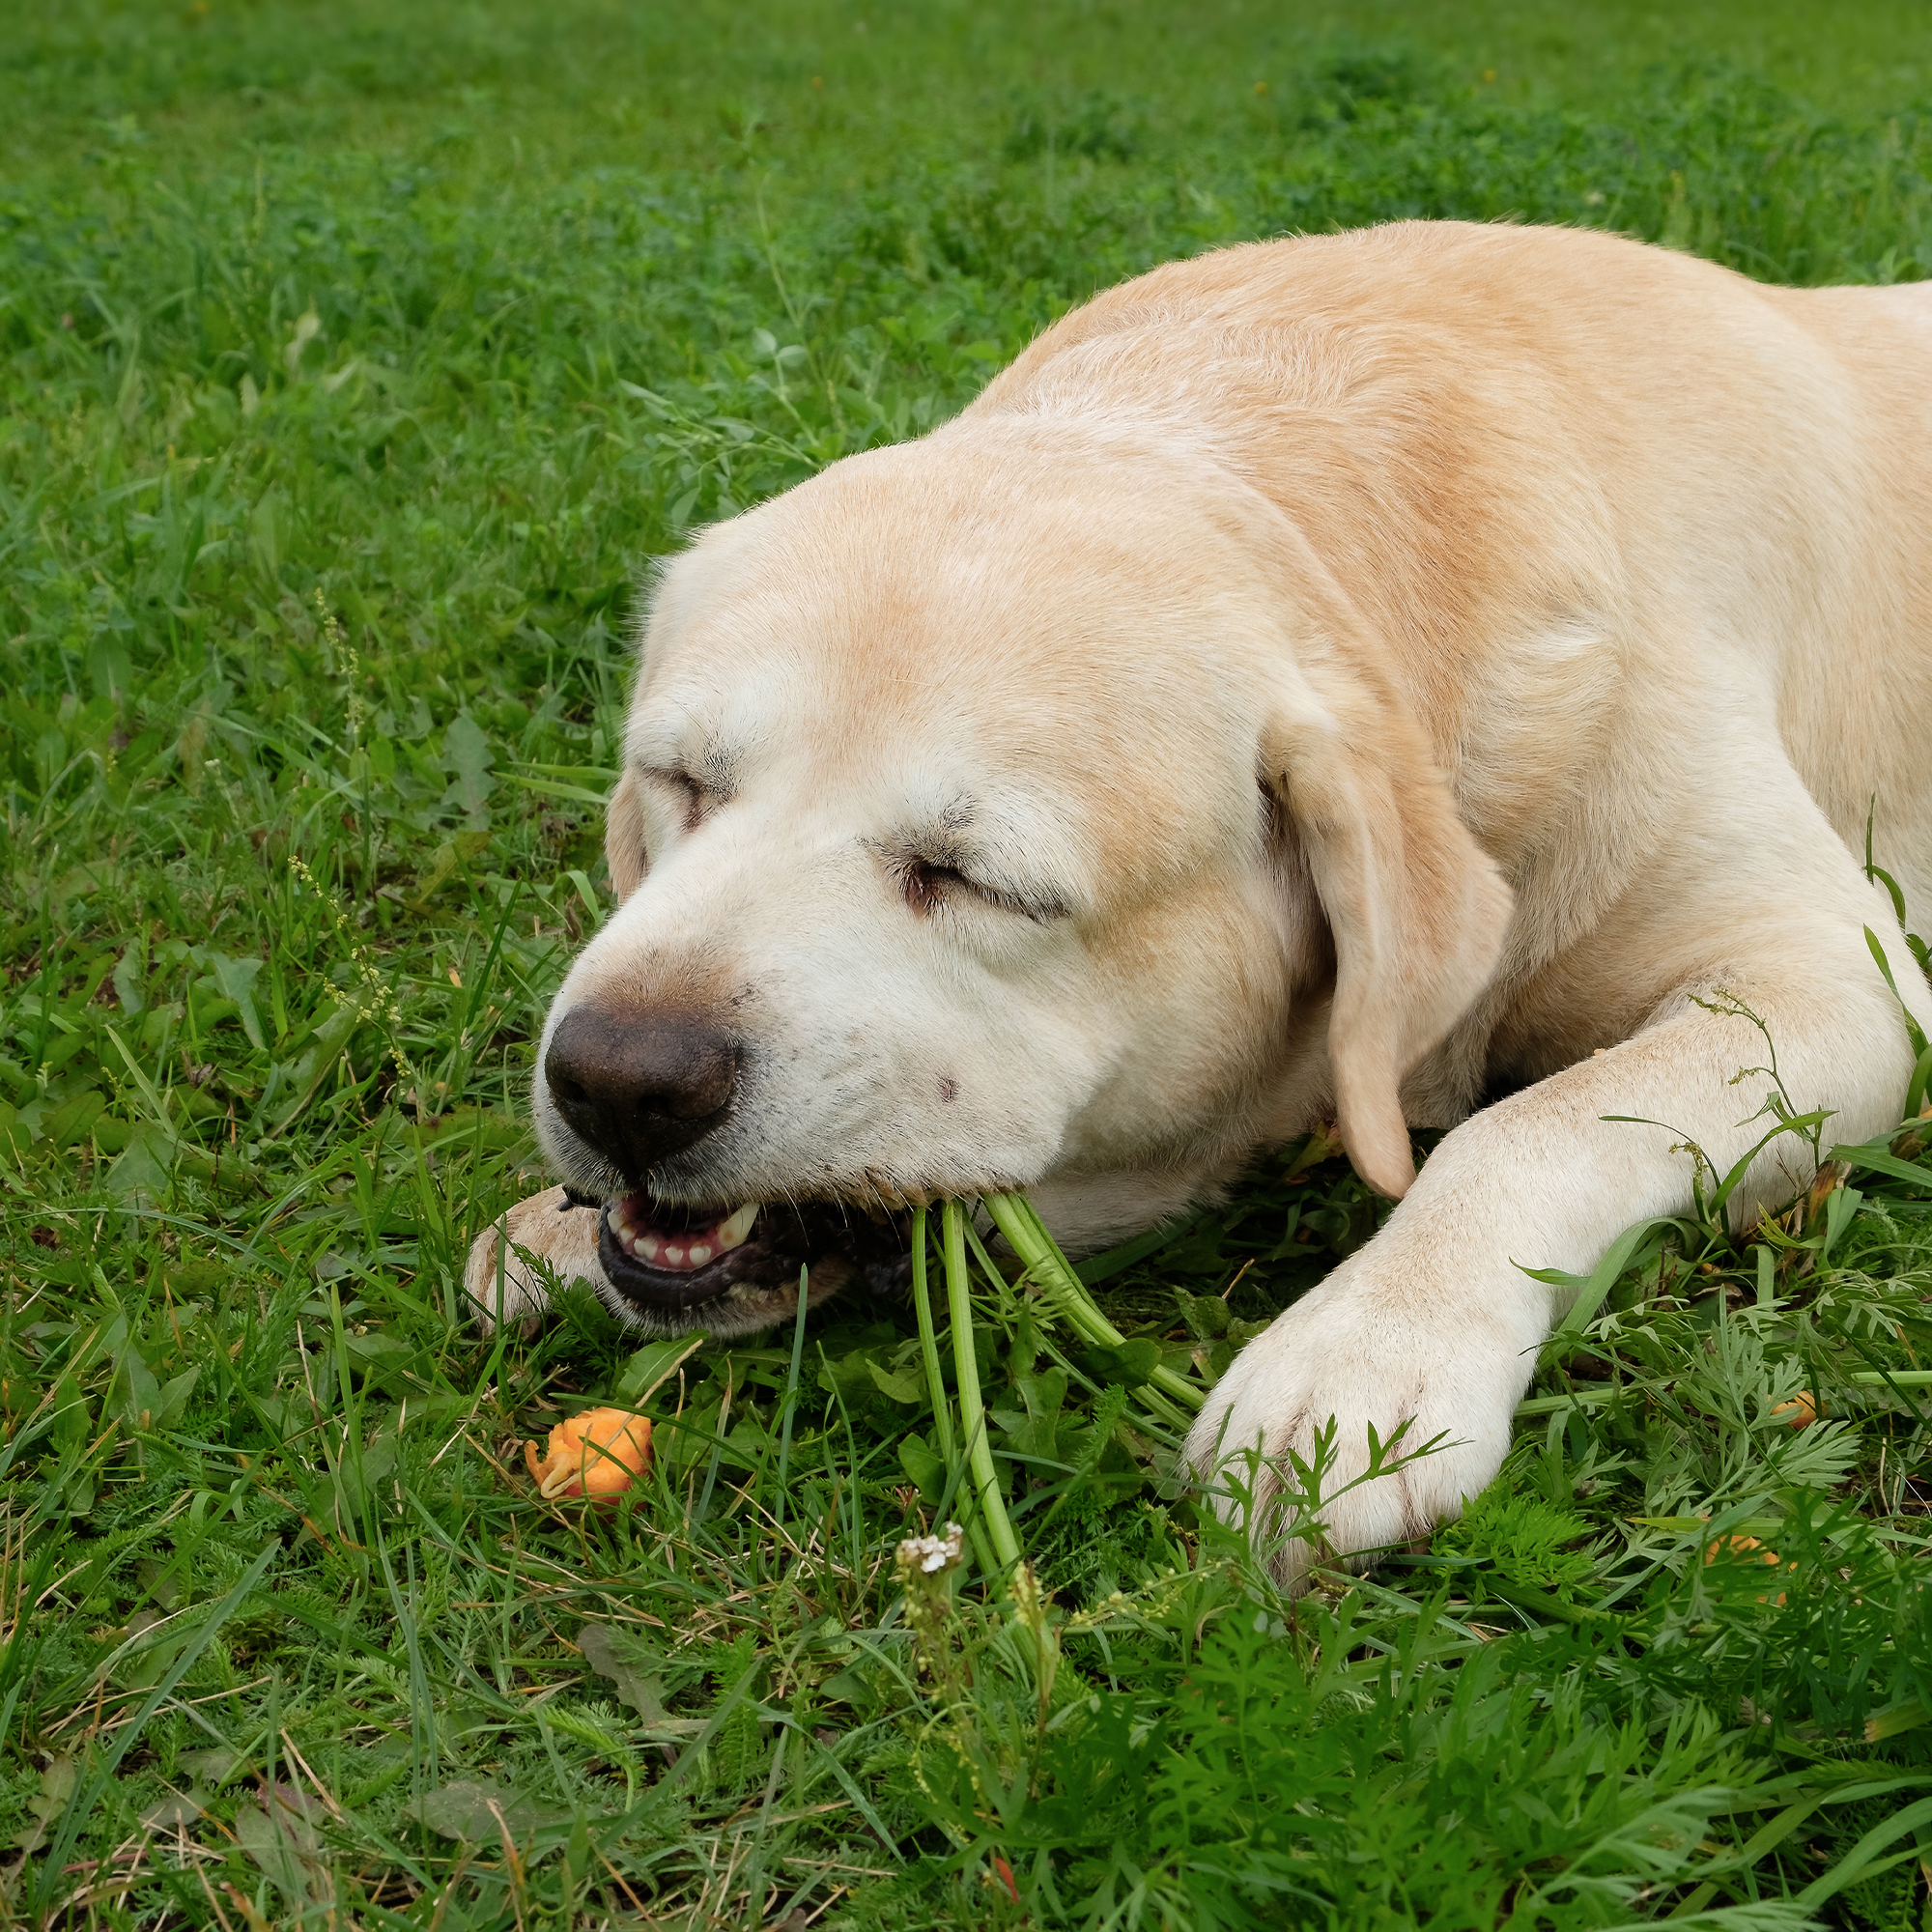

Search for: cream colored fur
xmin=466 ymin=221 xmax=1932 ymax=1580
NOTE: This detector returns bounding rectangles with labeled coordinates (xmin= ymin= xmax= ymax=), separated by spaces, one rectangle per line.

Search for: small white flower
xmin=896 ymin=1521 xmax=965 ymax=1576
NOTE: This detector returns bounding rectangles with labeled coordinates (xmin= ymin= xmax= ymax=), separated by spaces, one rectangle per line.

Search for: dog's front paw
xmin=1183 ymin=1268 xmax=1536 ymax=1586
xmin=463 ymin=1186 xmax=606 ymax=1328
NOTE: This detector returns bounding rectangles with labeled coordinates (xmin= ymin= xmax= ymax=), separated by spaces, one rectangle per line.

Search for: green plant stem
xmin=909 ymin=1208 xmax=956 ymax=1469
xmin=981 ymin=1192 xmax=1203 ymax=1419
xmin=966 ymin=1211 xmax=1191 ymax=1444
xmin=943 ymin=1199 xmax=1022 ymax=1579
xmin=910 ymin=1209 xmax=994 ymax=1577
xmin=775 ymin=1264 xmax=811 ymax=1525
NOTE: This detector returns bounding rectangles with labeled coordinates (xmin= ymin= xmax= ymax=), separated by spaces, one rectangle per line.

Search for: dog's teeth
xmin=617 ymin=1205 xmax=758 ymax=1272
xmin=716 ymin=1203 xmax=760 ymax=1249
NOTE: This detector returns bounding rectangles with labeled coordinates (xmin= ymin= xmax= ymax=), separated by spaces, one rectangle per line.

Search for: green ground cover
xmin=7 ymin=2 xmax=1932 ymax=1924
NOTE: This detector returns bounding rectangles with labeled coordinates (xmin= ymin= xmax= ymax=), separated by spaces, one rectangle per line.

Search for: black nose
xmin=544 ymin=1007 xmax=738 ymax=1181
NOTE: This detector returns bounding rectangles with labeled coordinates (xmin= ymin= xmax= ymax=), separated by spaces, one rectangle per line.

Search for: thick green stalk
xmin=943 ymin=1199 xmax=1022 ymax=1577
xmin=961 ymin=1212 xmax=1186 ymax=1437
xmin=908 ymin=1208 xmax=956 ymax=1468
xmin=775 ymin=1264 xmax=812 ymax=1524
xmin=909 ymin=1209 xmax=994 ymax=1577
xmin=981 ymin=1192 xmax=1204 ymax=1415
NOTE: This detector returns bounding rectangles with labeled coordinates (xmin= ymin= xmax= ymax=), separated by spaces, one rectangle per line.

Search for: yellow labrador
xmin=468 ymin=220 xmax=1932 ymax=1575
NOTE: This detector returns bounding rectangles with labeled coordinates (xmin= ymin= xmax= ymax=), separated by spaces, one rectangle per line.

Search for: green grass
xmin=7 ymin=2 xmax=1932 ymax=1924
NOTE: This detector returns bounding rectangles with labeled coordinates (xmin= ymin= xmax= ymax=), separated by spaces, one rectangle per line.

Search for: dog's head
xmin=534 ymin=418 xmax=1510 ymax=1335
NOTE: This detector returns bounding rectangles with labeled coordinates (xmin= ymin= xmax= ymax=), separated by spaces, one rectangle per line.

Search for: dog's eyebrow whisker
xmin=697 ymin=746 xmax=740 ymax=797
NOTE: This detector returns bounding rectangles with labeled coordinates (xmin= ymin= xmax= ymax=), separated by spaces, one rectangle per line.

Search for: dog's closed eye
xmin=897 ymin=855 xmax=1066 ymax=923
xmin=901 ymin=857 xmax=975 ymax=915
xmin=640 ymin=766 xmax=722 ymax=834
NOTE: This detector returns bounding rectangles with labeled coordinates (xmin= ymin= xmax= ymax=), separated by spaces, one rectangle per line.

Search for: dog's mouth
xmin=593 ymin=1186 xmax=913 ymax=1321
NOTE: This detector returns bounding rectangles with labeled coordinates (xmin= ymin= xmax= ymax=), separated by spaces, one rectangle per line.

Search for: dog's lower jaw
xmin=590 ymin=1255 xmax=861 ymax=1340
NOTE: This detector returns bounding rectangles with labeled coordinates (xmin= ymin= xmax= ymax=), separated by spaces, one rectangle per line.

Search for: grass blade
xmin=30 ymin=1543 xmax=279 ymax=1918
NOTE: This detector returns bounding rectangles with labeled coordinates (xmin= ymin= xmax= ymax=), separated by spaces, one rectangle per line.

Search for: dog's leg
xmin=1187 ymin=943 xmax=1924 ymax=1585
xmin=463 ymin=1186 xmax=608 ymax=1327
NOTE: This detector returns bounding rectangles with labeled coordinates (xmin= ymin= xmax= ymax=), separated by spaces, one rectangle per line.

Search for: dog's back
xmin=974 ymin=220 xmax=1932 ymax=919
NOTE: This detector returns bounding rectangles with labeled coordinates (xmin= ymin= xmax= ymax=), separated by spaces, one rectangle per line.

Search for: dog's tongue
xmin=607 ymin=1191 xmax=760 ymax=1272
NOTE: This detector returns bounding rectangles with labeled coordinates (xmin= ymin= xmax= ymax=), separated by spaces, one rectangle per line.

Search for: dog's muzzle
xmin=543 ymin=1001 xmax=914 ymax=1325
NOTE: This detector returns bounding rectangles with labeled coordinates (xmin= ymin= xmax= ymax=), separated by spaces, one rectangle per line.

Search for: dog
xmin=466 ymin=219 xmax=1932 ymax=1576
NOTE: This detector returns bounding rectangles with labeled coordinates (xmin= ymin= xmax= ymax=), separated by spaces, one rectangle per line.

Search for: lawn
xmin=7 ymin=2 xmax=1932 ymax=1925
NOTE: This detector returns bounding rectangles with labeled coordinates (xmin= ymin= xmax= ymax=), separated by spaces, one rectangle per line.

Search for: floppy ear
xmin=1263 ymin=656 xmax=1512 ymax=1200
xmin=605 ymin=769 xmax=647 ymax=904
